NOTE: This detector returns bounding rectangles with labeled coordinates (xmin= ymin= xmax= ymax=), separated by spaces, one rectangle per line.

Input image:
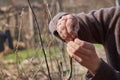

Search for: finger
xmin=67 ymin=40 xmax=91 ymax=57
xmin=57 ymin=26 xmax=72 ymax=41
xmin=66 ymin=18 xmax=75 ymax=34
xmin=59 ymin=28 xmax=68 ymax=40
xmin=61 ymin=15 xmax=68 ymax=20
xmin=67 ymin=41 xmax=79 ymax=53
xmin=66 ymin=21 xmax=78 ymax=39
xmin=74 ymin=38 xmax=94 ymax=50
xmin=57 ymin=19 xmax=68 ymax=39
xmin=57 ymin=15 xmax=68 ymax=26
xmin=66 ymin=14 xmax=74 ymax=19
xmin=57 ymin=25 xmax=73 ymax=41
xmin=67 ymin=44 xmax=89 ymax=63
xmin=57 ymin=18 xmax=66 ymax=28
xmin=57 ymin=18 xmax=75 ymax=41
xmin=67 ymin=45 xmax=94 ymax=68
xmin=61 ymin=15 xmax=74 ymax=20
xmin=66 ymin=44 xmax=82 ymax=62
xmin=66 ymin=15 xmax=75 ymax=31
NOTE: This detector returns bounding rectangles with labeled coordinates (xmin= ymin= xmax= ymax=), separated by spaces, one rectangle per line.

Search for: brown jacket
xmin=49 ymin=7 xmax=120 ymax=80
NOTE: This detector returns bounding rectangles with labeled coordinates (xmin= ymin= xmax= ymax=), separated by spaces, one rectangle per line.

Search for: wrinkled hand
xmin=56 ymin=14 xmax=100 ymax=74
xmin=57 ymin=14 xmax=79 ymax=42
xmin=66 ymin=38 xmax=101 ymax=74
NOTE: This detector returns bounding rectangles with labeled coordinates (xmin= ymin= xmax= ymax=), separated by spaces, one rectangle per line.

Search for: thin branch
xmin=15 ymin=8 xmax=24 ymax=76
xmin=67 ymin=57 xmax=73 ymax=80
xmin=27 ymin=0 xmax=52 ymax=80
xmin=44 ymin=1 xmax=73 ymax=79
xmin=14 ymin=8 xmax=28 ymax=79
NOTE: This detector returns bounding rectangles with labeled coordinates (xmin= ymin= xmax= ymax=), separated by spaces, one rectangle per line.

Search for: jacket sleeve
xmin=85 ymin=59 xmax=120 ymax=80
xmin=75 ymin=7 xmax=120 ymax=44
xmin=49 ymin=7 xmax=120 ymax=44
xmin=74 ymin=7 xmax=120 ymax=80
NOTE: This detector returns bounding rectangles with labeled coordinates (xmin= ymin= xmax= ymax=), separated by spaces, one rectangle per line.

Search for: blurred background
xmin=0 ymin=0 xmax=118 ymax=80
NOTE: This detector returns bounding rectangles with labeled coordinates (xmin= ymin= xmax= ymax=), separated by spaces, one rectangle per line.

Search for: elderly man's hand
xmin=57 ymin=14 xmax=100 ymax=75
xmin=66 ymin=38 xmax=101 ymax=74
xmin=56 ymin=14 xmax=79 ymax=42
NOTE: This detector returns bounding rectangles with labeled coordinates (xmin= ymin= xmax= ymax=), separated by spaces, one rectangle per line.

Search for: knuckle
xmin=73 ymin=46 xmax=80 ymax=54
xmin=72 ymin=49 xmax=76 ymax=54
xmin=66 ymin=20 xmax=73 ymax=26
xmin=80 ymin=41 xmax=85 ymax=47
xmin=57 ymin=19 xmax=62 ymax=25
xmin=67 ymin=14 xmax=74 ymax=19
xmin=69 ymin=41 xmax=73 ymax=44
xmin=67 ymin=29 xmax=72 ymax=34
xmin=70 ymin=53 xmax=74 ymax=58
xmin=61 ymin=15 xmax=67 ymax=19
xmin=74 ymin=38 xmax=79 ymax=43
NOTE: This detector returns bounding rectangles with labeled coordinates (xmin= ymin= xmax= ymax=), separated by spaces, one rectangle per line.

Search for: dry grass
xmin=0 ymin=45 xmax=106 ymax=80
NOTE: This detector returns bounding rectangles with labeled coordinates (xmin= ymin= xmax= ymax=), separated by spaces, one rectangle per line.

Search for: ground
xmin=0 ymin=44 xmax=105 ymax=80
